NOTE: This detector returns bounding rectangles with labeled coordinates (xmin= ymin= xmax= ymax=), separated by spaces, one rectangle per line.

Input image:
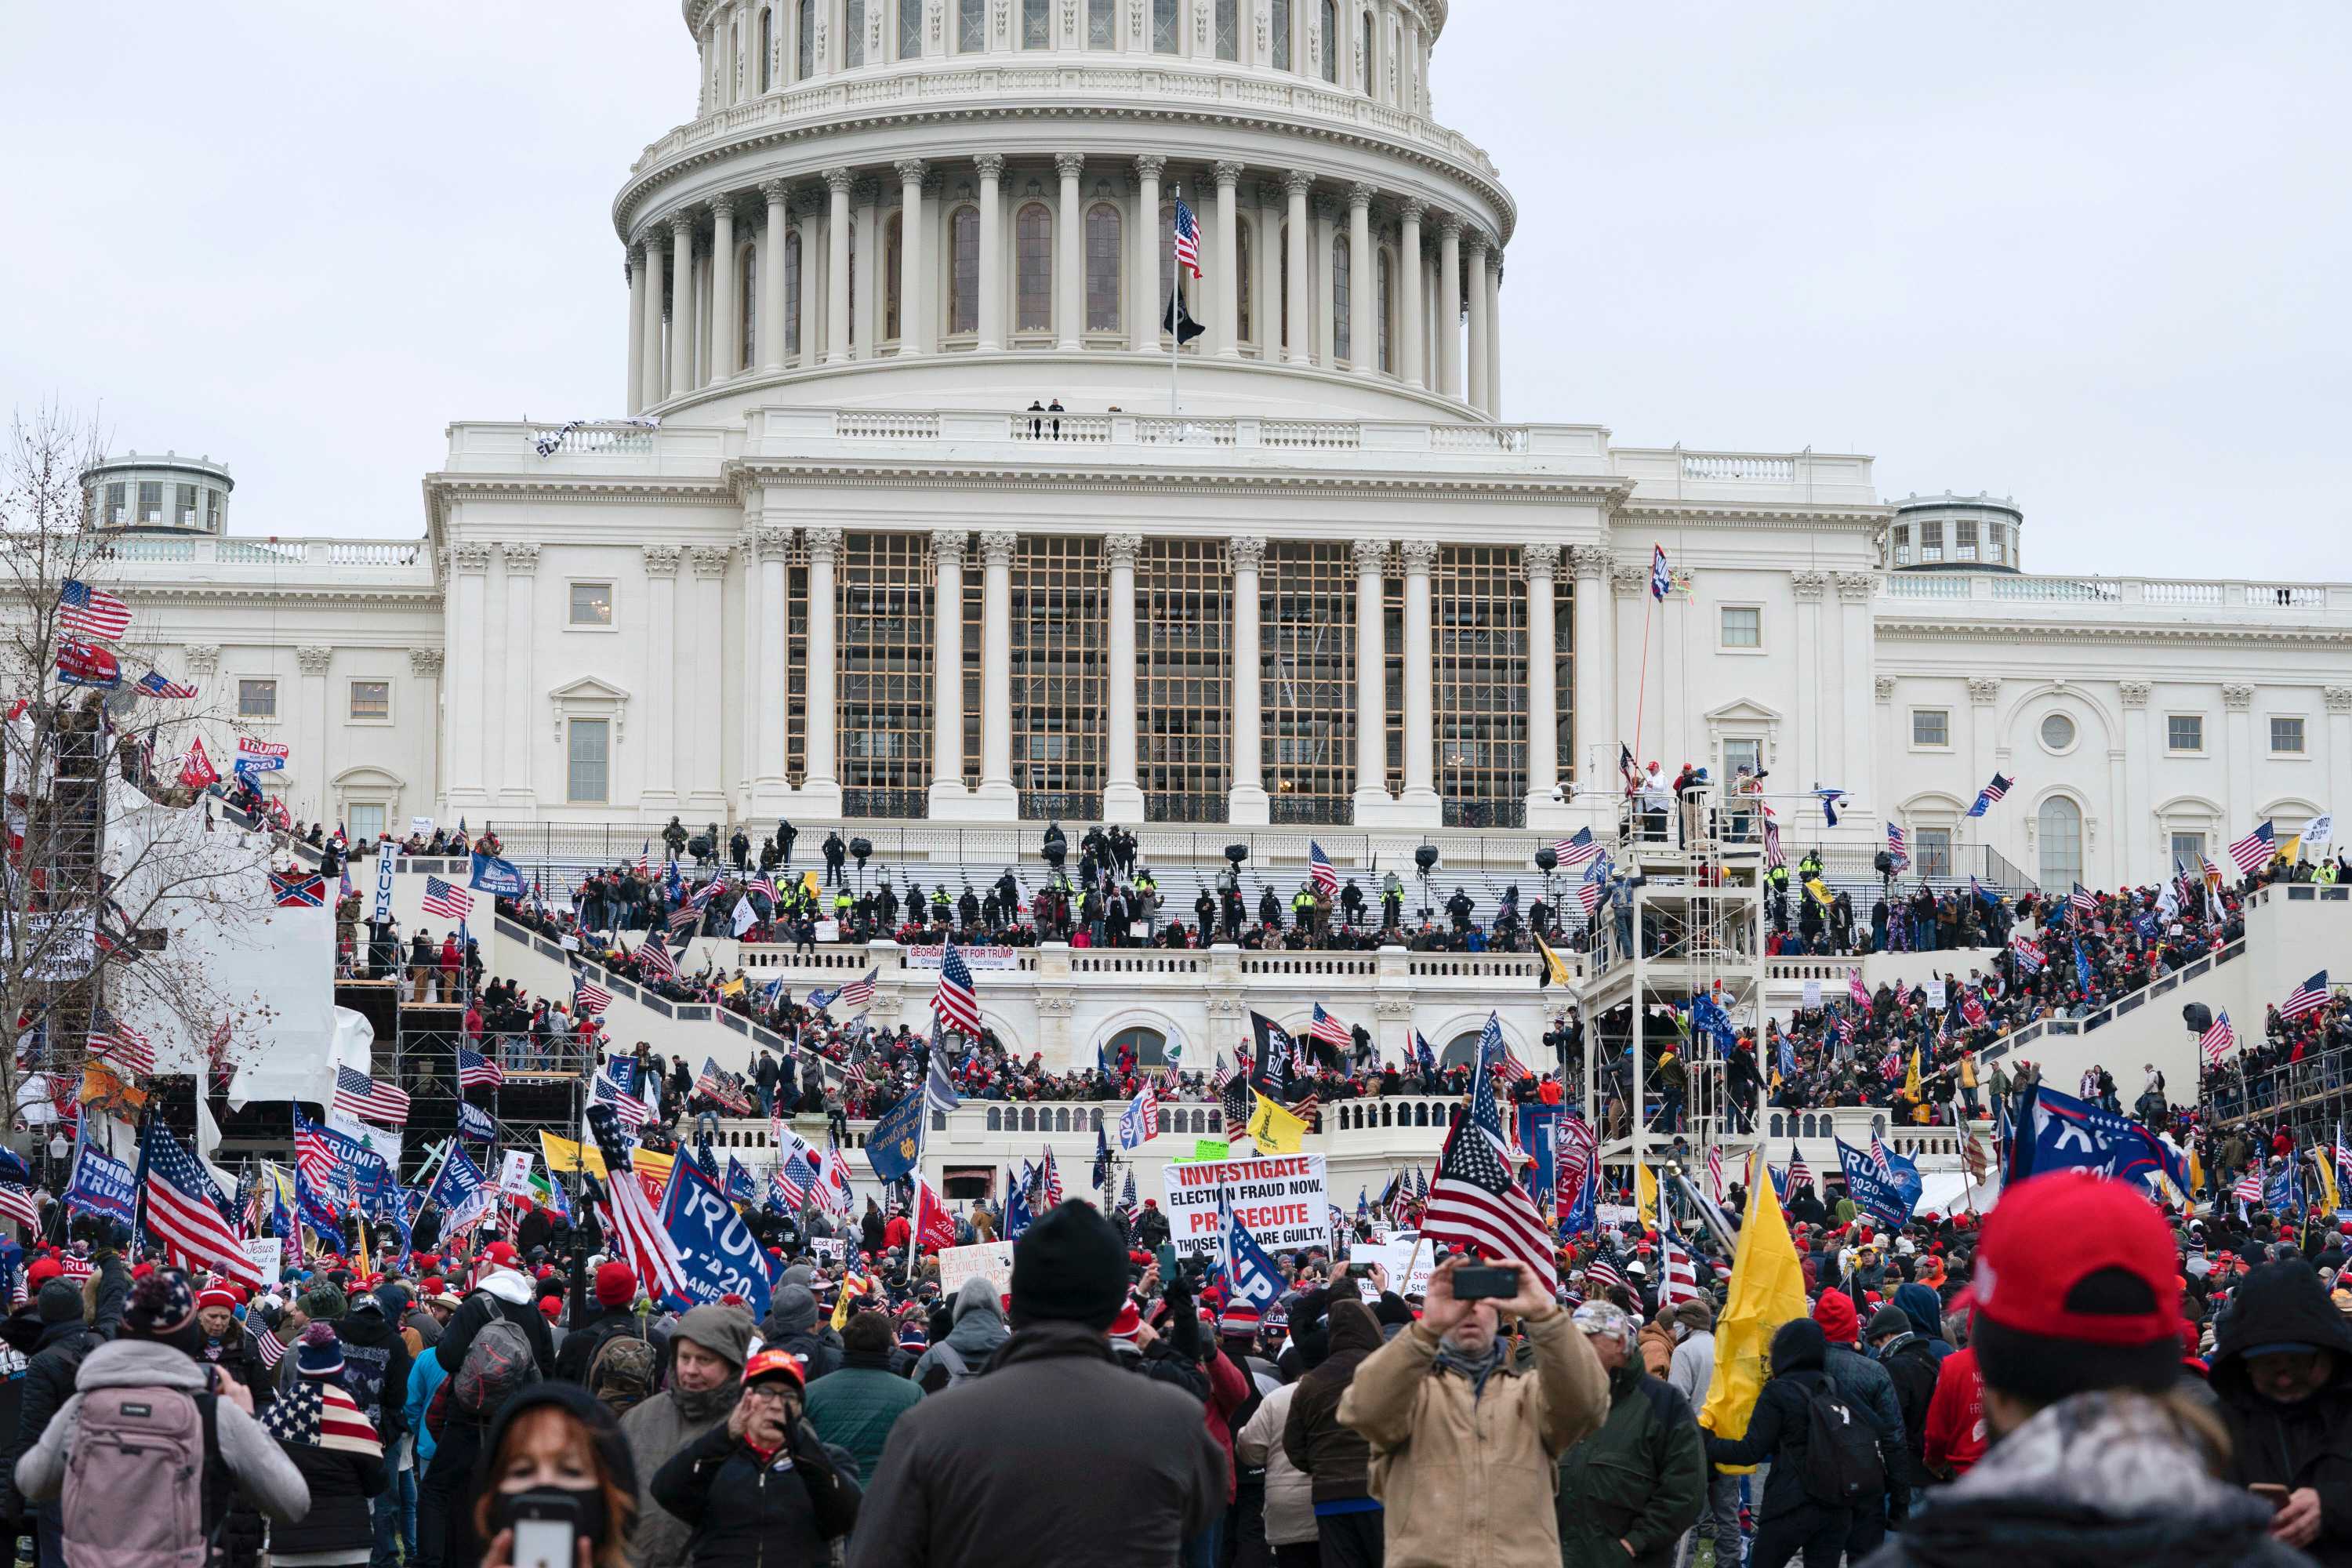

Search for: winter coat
xmin=1876 ymin=1332 xmax=1942 ymax=1490
xmin=332 ymin=1302 xmax=412 ymax=1446
xmin=1235 ymin=1381 xmax=1316 ymax=1546
xmin=1282 ymin=1298 xmax=1385 ymax=1505
xmin=619 ymin=1304 xmax=755 ymax=1568
xmin=648 ymin=1414 xmax=861 ymax=1568
xmin=1338 ymin=1308 xmax=1610 ymax=1568
xmin=1704 ymin=1320 xmax=1836 ymax=1523
xmin=2209 ymin=1259 xmax=2352 ymax=1566
xmin=760 ymin=1287 xmax=844 ymax=1384
xmin=1668 ymin=1327 xmax=1716 ymax=1416
xmin=552 ymin=1304 xmax=648 ymax=1385
xmin=265 ymin=1402 xmax=385 ymax=1558
xmin=7 ymin=1317 xmax=88 ymax=1518
xmin=1893 ymin=1283 xmax=1955 ymax=1363
xmin=803 ymin=1347 xmax=922 ymax=1483
xmin=843 ymin=1321 xmax=1223 ymax=1568
xmin=12 ymin=1338 xmax=310 ymax=1526
xmin=1859 ymin=1390 xmax=2308 ymax=1568
xmin=1638 ymin=1319 xmax=1675 ymax=1378
xmin=1555 ymin=1359 xmax=1708 ymax=1568
xmin=908 ymin=1276 xmax=1009 ymax=1394
xmin=1824 ymin=1341 xmax=1905 ymax=1487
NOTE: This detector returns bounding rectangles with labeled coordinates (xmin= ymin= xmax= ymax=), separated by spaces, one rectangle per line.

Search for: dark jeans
xmin=1273 ymin=1545 xmax=1323 ymax=1568
xmin=372 ymin=1457 xmax=416 ymax=1567
xmin=1312 ymin=1508 xmax=1382 ymax=1568
xmin=1750 ymin=1504 xmax=1847 ymax=1568
xmin=1844 ymin=1492 xmax=1889 ymax=1561
xmin=35 ymin=1501 xmax=62 ymax=1568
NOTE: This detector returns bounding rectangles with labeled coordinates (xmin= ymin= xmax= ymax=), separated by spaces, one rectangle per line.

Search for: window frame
xmin=1083 ymin=201 xmax=1123 ymax=333
xmin=568 ymin=579 xmax=617 ymax=631
xmin=237 ymin=677 xmax=279 ymax=721
xmin=1717 ymin=603 xmax=1763 ymax=652
xmin=2037 ymin=795 xmax=2084 ymax=890
xmin=2039 ymin=711 xmax=2078 ymax=755
xmin=1014 ymin=201 xmax=1054 ymax=335
xmin=1908 ymin=707 xmax=1951 ymax=750
xmin=2165 ymin=713 xmax=2205 ymax=755
xmin=2270 ymin=714 xmax=2307 ymax=756
xmin=1022 ymin=0 xmax=1050 ymax=48
xmin=346 ymin=678 xmax=394 ymax=725
xmin=566 ymin=717 xmax=612 ymax=805
xmin=1915 ymin=826 xmax=1954 ymax=880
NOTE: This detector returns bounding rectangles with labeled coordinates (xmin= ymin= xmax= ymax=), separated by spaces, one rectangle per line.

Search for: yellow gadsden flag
xmin=539 ymin=1131 xmax=608 ymax=1180
xmin=1247 ymin=1092 xmax=1309 ymax=1154
xmin=1535 ymin=932 xmax=1573 ymax=989
xmin=1700 ymin=1149 xmax=1812 ymax=1466
xmin=1635 ymin=1163 xmax=1660 ymax=1231
xmin=1904 ymin=1046 xmax=1922 ymax=1103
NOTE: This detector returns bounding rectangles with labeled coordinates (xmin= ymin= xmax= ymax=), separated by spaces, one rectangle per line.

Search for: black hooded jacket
xmin=471 ymin=1382 xmax=641 ymax=1555
xmin=1281 ymin=1297 xmax=1385 ymax=1506
xmin=1704 ymin=1317 xmax=1837 ymax=1523
xmin=2209 ymin=1260 xmax=2352 ymax=1566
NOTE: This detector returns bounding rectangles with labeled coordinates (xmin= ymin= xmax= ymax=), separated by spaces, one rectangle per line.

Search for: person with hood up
xmin=758 ymin=1284 xmax=844 ymax=1384
xmin=332 ymin=1286 xmax=412 ymax=1568
xmin=15 ymin=1269 xmax=310 ymax=1562
xmin=650 ymin=1346 xmax=862 ymax=1566
xmin=9 ymin=1277 xmax=93 ymax=1565
xmin=1702 ymin=1317 xmax=1848 ymax=1568
xmin=1668 ymin=1298 xmax=1738 ymax=1568
xmin=844 ymin=1200 xmax=1224 ymax=1566
xmin=908 ymin=1275 xmax=1010 ymax=1393
xmin=1867 ymin=1302 xmax=1940 ymax=1521
xmin=467 ymin=1381 xmax=639 ymax=1568
xmin=619 ymin=1303 xmax=754 ymax=1568
xmin=252 ymin=1323 xmax=387 ymax=1566
xmin=1860 ymin=1171 xmax=2306 ymax=1568
xmin=1555 ymin=1300 xmax=1705 ymax=1568
xmin=1893 ymin=1280 xmax=1954 ymax=1365
xmin=2208 ymin=1256 xmax=2352 ymax=1562
xmin=1283 ymin=1293 xmax=1388 ymax=1566
xmin=804 ymin=1311 xmax=923 ymax=1482
xmin=1812 ymin=1287 xmax=1904 ymax=1560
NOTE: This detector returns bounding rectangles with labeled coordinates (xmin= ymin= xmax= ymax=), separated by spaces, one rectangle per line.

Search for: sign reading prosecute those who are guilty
xmin=1160 ymin=1153 xmax=1331 ymax=1261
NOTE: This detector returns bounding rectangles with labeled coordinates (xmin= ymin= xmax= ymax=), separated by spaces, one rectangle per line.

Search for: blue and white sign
xmin=426 ymin=1145 xmax=493 ymax=1232
xmin=65 ymin=1138 xmax=136 ymax=1225
xmin=372 ymin=845 xmax=397 ymax=924
xmin=1834 ymin=1138 xmax=1922 ymax=1228
xmin=660 ymin=1154 xmax=781 ymax=1319
xmin=469 ymin=851 xmax=528 ymax=899
xmin=457 ymin=1101 xmax=496 ymax=1142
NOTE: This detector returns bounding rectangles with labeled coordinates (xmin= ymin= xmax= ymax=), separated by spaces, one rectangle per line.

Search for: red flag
xmin=179 ymin=737 xmax=220 ymax=788
xmin=914 ymin=1176 xmax=956 ymax=1251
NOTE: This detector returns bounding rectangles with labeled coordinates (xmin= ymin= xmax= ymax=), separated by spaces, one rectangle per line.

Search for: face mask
xmin=492 ymin=1484 xmax=609 ymax=1548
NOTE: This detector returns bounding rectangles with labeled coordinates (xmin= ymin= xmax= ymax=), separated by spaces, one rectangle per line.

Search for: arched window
xmin=959 ymin=0 xmax=985 ymax=52
xmin=1358 ymin=8 xmax=1372 ymax=89
xmin=1769 ymin=1112 xmax=1784 ymax=1138
xmin=1440 ymin=1030 xmax=1482 ymax=1069
xmin=738 ymin=243 xmax=758 ymax=371
xmin=1022 ymin=0 xmax=1050 ymax=48
xmin=797 ymin=0 xmax=816 ymax=77
xmin=1332 ymin=234 xmax=1352 ymax=361
xmin=1020 ymin=1106 xmax=1036 ymax=1131
xmin=1015 ymin=202 xmax=1053 ymax=332
xmin=757 ymin=5 xmax=774 ymax=91
xmin=985 ymin=1106 xmax=1002 ymax=1131
xmin=1380 ymin=1102 xmax=1393 ymax=1127
xmin=2038 ymin=796 xmax=2084 ymax=888
xmin=784 ymin=229 xmax=802 ymax=355
xmin=1084 ymin=202 xmax=1122 ymax=332
xmin=949 ymin=205 xmax=980 ymax=334
xmin=900 ymin=0 xmax=923 ymax=57
xmin=1108 ymin=1025 xmax=1166 ymax=1066
xmin=1055 ymin=1106 xmax=1072 ymax=1132
xmin=1271 ymin=0 xmax=1291 ymax=68
xmin=845 ymin=0 xmax=866 ymax=66
xmin=1152 ymin=0 xmax=1179 ymax=53
xmin=1319 ymin=0 xmax=1338 ymax=81
xmin=1375 ymin=245 xmax=1392 ymax=372
xmin=1215 ymin=0 xmax=1237 ymax=59
xmin=884 ymin=212 xmax=903 ymax=341
xmin=1235 ymin=218 xmax=1254 ymax=342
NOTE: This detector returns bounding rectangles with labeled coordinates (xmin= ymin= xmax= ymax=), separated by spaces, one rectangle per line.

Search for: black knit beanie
xmin=1010 ymin=1200 xmax=1127 ymax=1330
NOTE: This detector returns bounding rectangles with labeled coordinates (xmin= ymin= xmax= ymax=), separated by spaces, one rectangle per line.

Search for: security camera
xmin=1549 ymin=785 xmax=1566 ymax=804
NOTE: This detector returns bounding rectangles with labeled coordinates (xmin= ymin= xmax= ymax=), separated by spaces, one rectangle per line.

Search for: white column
xmin=824 ymin=166 xmax=853 ymax=363
xmin=1523 ymin=543 xmax=1560 ymax=813
xmin=625 ymin=249 xmax=645 ymax=415
xmin=802 ymin=528 xmax=843 ymax=808
xmin=499 ymin=544 xmax=538 ymax=805
xmin=639 ymin=238 xmax=667 ymax=406
xmin=1436 ymin=217 xmax=1461 ymax=399
xmin=1131 ymin=155 xmax=1163 ymax=352
xmin=1230 ymin=536 xmax=1269 ymax=824
xmin=1254 ymin=181 xmax=1283 ymax=356
xmin=2330 ymin=688 xmax=2352 ymax=833
xmin=688 ymin=546 xmax=730 ymax=810
xmin=1570 ymin=545 xmax=1613 ymax=792
xmin=1483 ymin=245 xmax=1503 ymax=416
xmin=759 ymin=180 xmax=789 ymax=371
xmin=794 ymin=191 xmax=822 ymax=366
xmin=1837 ymin=574 xmax=1875 ymax=803
xmin=1399 ymin=539 xmax=1437 ymax=811
xmin=755 ymin=525 xmax=789 ymax=803
xmin=739 ymin=524 xmax=762 ymax=803
xmin=1347 ymin=183 xmax=1375 ymax=376
xmin=1396 ymin=200 xmax=1424 ymax=390
xmin=976 ymin=530 xmax=1018 ymax=815
xmin=1312 ymin=198 xmax=1337 ymax=365
xmin=446 ymin=546 xmax=491 ymax=808
xmin=643 ymin=546 xmax=681 ymax=810
xmin=895 ymin=158 xmax=927 ymax=354
xmin=296 ymin=646 xmax=331 ymax=820
xmin=708 ymin=199 xmax=737 ymax=383
xmin=2117 ymin=683 xmax=2150 ymax=882
xmin=1213 ymin=162 xmax=1243 ymax=358
xmin=1464 ymin=233 xmax=1490 ymax=416
xmin=1353 ymin=539 xmax=1389 ymax=809
xmin=1104 ymin=535 xmax=1145 ymax=822
xmin=853 ymin=178 xmax=880 ymax=358
xmin=1054 ymin=153 xmax=1085 ymax=351
xmin=1791 ymin=572 xmax=1825 ymax=782
xmin=668 ymin=212 xmax=697 ymax=394
xmin=929 ymin=530 xmax=969 ymax=811
xmin=2223 ymin=685 xmax=2256 ymax=841
xmin=975 ymin=154 xmax=1005 ymax=351
xmin=1284 ymin=171 xmax=1312 ymax=363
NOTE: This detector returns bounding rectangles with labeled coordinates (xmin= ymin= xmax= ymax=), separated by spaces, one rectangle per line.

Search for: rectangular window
xmin=901 ymin=0 xmax=922 ymax=56
xmin=845 ymin=0 xmax=865 ymax=64
xmin=1719 ymin=605 xmax=1761 ymax=649
xmin=1911 ymin=709 xmax=1950 ymax=748
xmin=139 ymin=481 xmax=163 ymax=523
xmin=205 ymin=489 xmax=222 ymax=530
xmin=1919 ymin=518 xmax=1943 ymax=563
xmin=238 ymin=678 xmax=277 ymax=719
xmin=1955 ymin=517 xmax=1977 ymax=561
xmin=1270 ymin=0 xmax=1290 ymax=67
xmin=1088 ymin=0 xmax=1115 ymax=45
xmin=569 ymin=582 xmax=614 ymax=626
xmin=2167 ymin=713 xmax=2204 ymax=752
xmin=106 ymin=482 xmax=126 ymax=524
xmin=960 ymin=0 xmax=985 ymax=51
xmin=567 ymin=718 xmax=611 ymax=804
xmin=1215 ymin=0 xmax=1237 ymax=58
xmin=1916 ymin=826 xmax=1953 ymax=880
xmin=1022 ymin=0 xmax=1048 ymax=46
xmin=1722 ymin=737 xmax=1762 ymax=782
xmin=177 ymin=484 xmax=198 ymax=527
xmin=347 ymin=804 xmax=386 ymax=842
xmin=2272 ymin=715 xmax=2307 ymax=753
xmin=347 ymin=680 xmax=390 ymax=720
xmin=2171 ymin=832 xmax=2206 ymax=875
xmin=1152 ymin=0 xmax=1178 ymax=52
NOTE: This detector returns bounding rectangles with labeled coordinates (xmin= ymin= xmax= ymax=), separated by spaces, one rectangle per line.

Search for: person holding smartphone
xmin=648 ymin=1348 xmax=862 ymax=1566
xmin=1334 ymin=1257 xmax=1608 ymax=1566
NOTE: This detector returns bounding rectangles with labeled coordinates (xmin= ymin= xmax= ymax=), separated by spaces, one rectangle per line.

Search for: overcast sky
xmin=5 ymin=2 xmax=2344 ymax=575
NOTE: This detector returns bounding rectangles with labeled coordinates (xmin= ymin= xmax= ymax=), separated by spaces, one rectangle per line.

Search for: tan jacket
xmin=1638 ymin=1319 xmax=1676 ymax=1379
xmin=1338 ymin=1308 xmax=1610 ymax=1568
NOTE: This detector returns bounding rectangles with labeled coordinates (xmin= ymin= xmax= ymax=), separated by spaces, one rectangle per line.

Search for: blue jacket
xmin=405 ymin=1341 xmax=449 ymax=1466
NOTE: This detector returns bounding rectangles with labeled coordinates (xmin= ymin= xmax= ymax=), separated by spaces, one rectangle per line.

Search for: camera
xmin=1451 ymin=1265 xmax=1518 ymax=1301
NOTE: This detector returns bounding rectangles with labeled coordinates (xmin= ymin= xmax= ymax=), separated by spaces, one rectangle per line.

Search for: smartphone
xmin=2251 ymin=1483 xmax=2290 ymax=1513
xmin=509 ymin=1492 xmax=582 ymax=1568
xmin=1452 ymin=1265 xmax=1518 ymax=1301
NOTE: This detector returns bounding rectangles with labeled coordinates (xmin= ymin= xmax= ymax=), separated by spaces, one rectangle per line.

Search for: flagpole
xmin=1168 ymin=183 xmax=1181 ymax=416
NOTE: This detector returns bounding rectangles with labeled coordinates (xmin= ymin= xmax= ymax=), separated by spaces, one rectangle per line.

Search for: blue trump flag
xmin=470 ymin=850 xmax=528 ymax=898
xmin=724 ymin=1156 xmax=759 ymax=1207
xmin=1004 ymin=1163 xmax=1035 ymax=1241
xmin=660 ymin=1154 xmax=781 ymax=1319
xmin=1835 ymin=1138 xmax=1922 ymax=1228
xmin=865 ymin=1087 xmax=924 ymax=1182
xmin=2010 ymin=1083 xmax=2190 ymax=1194
xmin=426 ymin=1144 xmax=493 ymax=1234
xmin=1221 ymin=1201 xmax=1286 ymax=1311
xmin=64 ymin=1132 xmax=136 ymax=1226
xmin=457 ymin=1101 xmax=496 ymax=1142
xmin=1515 ymin=1104 xmax=1562 ymax=1215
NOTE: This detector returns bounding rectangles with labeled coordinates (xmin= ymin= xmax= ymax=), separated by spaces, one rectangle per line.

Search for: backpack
xmin=924 ymin=1341 xmax=983 ymax=1390
xmin=60 ymin=1376 xmax=225 ymax=1568
xmin=586 ymin=1323 xmax=655 ymax=1415
xmin=1799 ymin=1379 xmax=1886 ymax=1506
xmin=451 ymin=1312 xmax=540 ymax=1423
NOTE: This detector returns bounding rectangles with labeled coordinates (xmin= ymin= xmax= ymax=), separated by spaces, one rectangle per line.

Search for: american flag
xmin=1308 ymin=841 xmax=1338 ymax=898
xmin=1885 ymin=822 xmax=1909 ymax=872
xmin=1966 ymin=772 xmax=2014 ymax=818
xmin=635 ymin=934 xmax=678 ymax=979
xmin=1309 ymin=1003 xmax=1351 ymax=1049
xmin=771 ymin=1152 xmax=814 ymax=1211
xmin=1869 ymin=1134 xmax=1896 ymax=1180
xmin=813 ymin=1142 xmax=855 ymax=1217
xmin=1554 ymin=827 xmax=1604 ymax=869
xmin=1834 ymin=1011 xmax=1857 ymax=1054
xmin=1421 ymin=1014 xmax=1559 ymax=1294
xmin=59 ymin=579 xmax=132 ymax=641
xmin=666 ymin=903 xmax=699 ymax=938
xmin=1496 ymin=1046 xmax=1531 ymax=1084
xmin=139 ymin=1121 xmax=263 ymax=1287
xmin=0 ymin=1183 xmax=40 ymax=1234
xmin=1761 ymin=806 xmax=1786 ymax=870
xmin=695 ymin=1058 xmax=756 ymax=1115
xmin=332 ymin=1065 xmax=408 ymax=1124
xmin=271 ymin=1378 xmax=382 ymax=1460
xmin=1658 ymin=1235 xmax=1703 ymax=1307
xmin=2200 ymin=1009 xmax=2236 ymax=1065
xmin=1584 ymin=1255 xmax=1627 ymax=1294
xmin=88 ymin=1011 xmax=154 ymax=1077
xmin=2228 ymin=821 xmax=2277 ymax=877
xmin=2234 ymin=1169 xmax=2265 ymax=1205
xmin=420 ymin=876 xmax=474 ymax=920
xmin=1786 ymin=1145 xmax=1812 ymax=1189
xmin=933 ymin=945 xmax=982 ymax=1036
xmin=573 ymin=972 xmax=613 ymax=1016
xmin=457 ymin=1046 xmax=504 ymax=1090
xmin=839 ymin=968 xmax=878 ymax=1009
xmin=747 ymin=873 xmax=779 ymax=905
xmin=293 ymin=1116 xmax=343 ymax=1198
xmin=1577 ymin=857 xmax=1608 ymax=917
xmin=1878 ymin=1047 xmax=1903 ymax=1082
xmin=591 ymin=1069 xmax=651 ymax=1129
xmin=2068 ymin=883 xmax=2097 ymax=916
xmin=1171 ymin=194 xmax=1201 ymax=278
xmin=135 ymin=670 xmax=196 ymax=700
xmin=2281 ymin=971 xmax=2332 ymax=1022
xmin=586 ymin=1104 xmax=688 ymax=1300
xmin=1221 ymin=1072 xmax=1255 ymax=1140
xmin=2012 ymin=935 xmax=2045 ymax=974
xmin=1118 ymin=1167 xmax=1138 ymax=1221
xmin=1039 ymin=1146 xmax=1064 ymax=1207
xmin=636 ymin=840 xmax=652 ymax=876
xmin=1707 ymin=1145 xmax=1724 ymax=1203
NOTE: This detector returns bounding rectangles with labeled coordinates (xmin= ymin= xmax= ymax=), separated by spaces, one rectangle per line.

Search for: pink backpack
xmin=60 ymin=1378 xmax=223 ymax=1568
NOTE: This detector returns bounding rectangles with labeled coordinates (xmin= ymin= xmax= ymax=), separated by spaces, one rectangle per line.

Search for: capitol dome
xmin=612 ymin=0 xmax=1515 ymax=422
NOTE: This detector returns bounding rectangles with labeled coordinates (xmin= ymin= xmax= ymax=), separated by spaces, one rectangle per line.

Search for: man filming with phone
xmin=1338 ymin=1255 xmax=1609 ymax=1566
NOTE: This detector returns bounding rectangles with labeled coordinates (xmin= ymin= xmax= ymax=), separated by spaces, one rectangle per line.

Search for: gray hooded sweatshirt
xmin=619 ymin=1303 xmax=754 ymax=1568
xmin=909 ymin=1276 xmax=1011 ymax=1388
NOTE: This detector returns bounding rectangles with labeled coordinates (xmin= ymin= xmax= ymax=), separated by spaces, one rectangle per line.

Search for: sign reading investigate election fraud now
xmin=1161 ymin=1153 xmax=1330 ymax=1261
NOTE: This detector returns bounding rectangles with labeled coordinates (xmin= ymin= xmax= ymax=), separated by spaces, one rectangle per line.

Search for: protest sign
xmin=1192 ymin=1138 xmax=1229 ymax=1162
xmin=1160 ymin=1153 xmax=1330 ymax=1262
xmin=372 ymin=846 xmax=397 ymax=923
xmin=1802 ymin=978 xmax=1822 ymax=1010
xmin=245 ymin=1238 xmax=283 ymax=1290
xmin=1345 ymin=1236 xmax=1433 ymax=1298
xmin=497 ymin=1149 xmax=535 ymax=1196
xmin=65 ymin=1138 xmax=136 ymax=1225
xmin=329 ymin=1111 xmax=402 ymax=1174
xmin=811 ymin=1237 xmax=845 ymax=1264
xmin=937 ymin=1240 xmax=1016 ymax=1298
xmin=903 ymin=946 xmax=1021 ymax=971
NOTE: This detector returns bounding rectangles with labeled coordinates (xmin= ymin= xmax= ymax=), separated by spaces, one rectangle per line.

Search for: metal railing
xmin=1975 ymin=936 xmax=2247 ymax=1065
xmin=1018 ymin=790 xmax=1102 ymax=822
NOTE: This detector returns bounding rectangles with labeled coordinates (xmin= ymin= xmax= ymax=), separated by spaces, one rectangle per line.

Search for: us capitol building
xmin=95 ymin=0 xmax=2348 ymax=897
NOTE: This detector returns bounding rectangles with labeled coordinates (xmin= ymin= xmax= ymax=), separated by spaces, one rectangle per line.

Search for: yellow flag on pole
xmin=539 ymin=1131 xmax=608 ymax=1179
xmin=1636 ymin=1163 xmax=1659 ymax=1230
xmin=2316 ymin=1145 xmax=2341 ymax=1215
xmin=1535 ymin=932 xmax=1573 ymax=989
xmin=1247 ymin=1092 xmax=1310 ymax=1154
xmin=1904 ymin=1047 xmax=1922 ymax=1102
xmin=1700 ymin=1150 xmax=1812 ymax=1463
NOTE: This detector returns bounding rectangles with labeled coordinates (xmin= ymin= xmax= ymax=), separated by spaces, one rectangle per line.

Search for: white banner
xmin=811 ymin=1237 xmax=845 ymax=1263
xmin=409 ymin=816 xmax=435 ymax=838
xmin=328 ymin=1111 xmax=402 ymax=1173
xmin=1345 ymin=1236 xmax=1432 ymax=1298
xmin=903 ymin=946 xmax=1022 ymax=971
xmin=1160 ymin=1153 xmax=1330 ymax=1261
xmin=1802 ymin=978 xmax=1822 ymax=1011
xmin=937 ymin=1240 xmax=1015 ymax=1298
xmin=372 ymin=846 xmax=398 ymax=924
xmin=245 ymin=1237 xmax=283 ymax=1290
xmin=497 ymin=1149 xmax=536 ymax=1196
